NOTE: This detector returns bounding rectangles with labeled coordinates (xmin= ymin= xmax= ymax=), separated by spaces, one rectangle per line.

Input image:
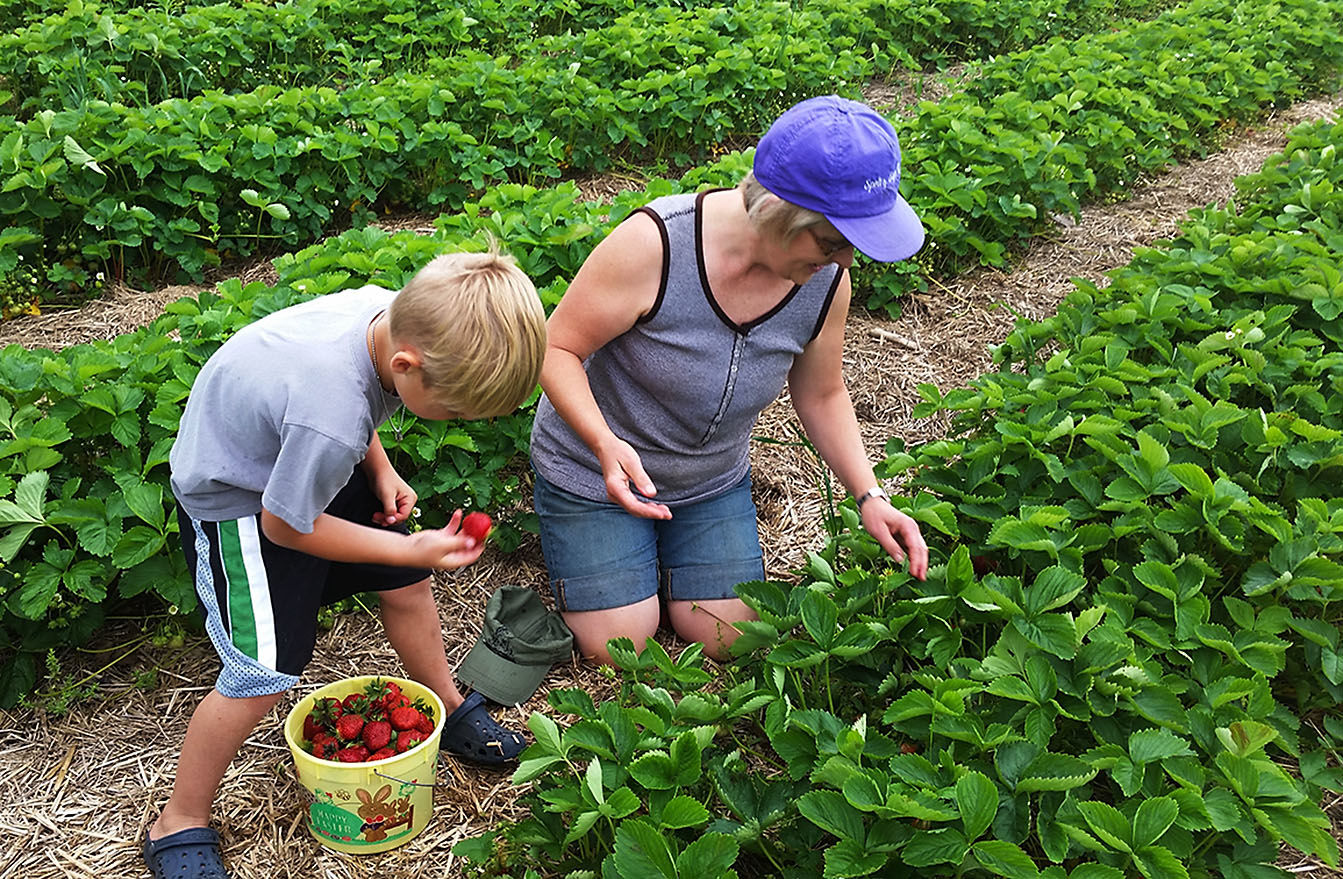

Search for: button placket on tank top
xmin=699 ymin=329 xmax=747 ymax=445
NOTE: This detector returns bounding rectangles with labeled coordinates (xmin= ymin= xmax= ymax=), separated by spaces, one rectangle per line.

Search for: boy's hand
xmin=406 ymin=511 xmax=486 ymax=569
xmin=369 ymin=469 xmax=417 ymax=527
xmin=261 ymin=508 xmax=481 ymax=570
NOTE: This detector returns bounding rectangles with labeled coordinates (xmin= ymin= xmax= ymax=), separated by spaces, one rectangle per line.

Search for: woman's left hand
xmin=861 ymin=498 xmax=928 ymax=580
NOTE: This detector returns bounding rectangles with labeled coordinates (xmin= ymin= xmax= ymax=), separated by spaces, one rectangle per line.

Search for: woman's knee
xmin=667 ymin=597 xmax=756 ymax=661
xmin=564 ymin=597 xmax=661 ymax=665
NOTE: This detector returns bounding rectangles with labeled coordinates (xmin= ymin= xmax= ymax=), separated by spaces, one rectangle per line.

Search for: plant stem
xmin=352 ymin=593 xmax=379 ymax=618
xmin=67 ymin=636 xmax=151 ymax=690
xmin=760 ymin=837 xmax=787 ymax=873
xmin=75 ymin=633 xmax=152 ymax=654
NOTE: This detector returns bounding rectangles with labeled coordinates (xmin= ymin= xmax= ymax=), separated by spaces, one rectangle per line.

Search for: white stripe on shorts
xmin=235 ymin=516 xmax=279 ymax=671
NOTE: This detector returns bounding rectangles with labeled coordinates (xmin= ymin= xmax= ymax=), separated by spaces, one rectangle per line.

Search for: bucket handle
xmin=374 ymin=769 xmax=453 ymax=788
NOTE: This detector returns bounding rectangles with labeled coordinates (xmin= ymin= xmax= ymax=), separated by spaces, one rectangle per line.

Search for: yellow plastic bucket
xmin=283 ymin=675 xmax=444 ymax=854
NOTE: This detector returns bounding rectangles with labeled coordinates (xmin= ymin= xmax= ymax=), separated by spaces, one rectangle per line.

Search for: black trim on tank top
xmin=633 ymin=206 xmax=671 ymax=324
xmin=693 ymin=189 xmax=806 ymax=334
xmin=808 ymin=266 xmax=846 ymax=343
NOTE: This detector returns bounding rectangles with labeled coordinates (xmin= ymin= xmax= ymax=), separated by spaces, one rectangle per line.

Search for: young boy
xmin=143 ymin=248 xmax=548 ymax=879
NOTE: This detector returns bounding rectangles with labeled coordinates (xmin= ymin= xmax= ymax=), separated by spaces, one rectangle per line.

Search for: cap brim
xmin=828 ymin=195 xmax=925 ymax=263
xmin=456 ymin=640 xmax=549 ymax=706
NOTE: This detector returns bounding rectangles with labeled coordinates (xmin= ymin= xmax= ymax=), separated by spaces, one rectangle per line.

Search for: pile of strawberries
xmin=300 ymin=679 xmax=437 ymax=763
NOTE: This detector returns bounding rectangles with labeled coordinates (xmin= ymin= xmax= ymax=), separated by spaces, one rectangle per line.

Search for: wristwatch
xmin=855 ymin=486 xmax=889 ymax=510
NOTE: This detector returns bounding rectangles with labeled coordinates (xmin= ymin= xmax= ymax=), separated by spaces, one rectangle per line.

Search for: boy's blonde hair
xmin=388 ymin=246 xmax=547 ymax=417
xmin=738 ymin=171 xmax=831 ymax=244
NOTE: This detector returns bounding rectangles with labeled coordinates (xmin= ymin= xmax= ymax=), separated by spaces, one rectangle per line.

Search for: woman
xmin=530 ymin=95 xmax=929 ymax=663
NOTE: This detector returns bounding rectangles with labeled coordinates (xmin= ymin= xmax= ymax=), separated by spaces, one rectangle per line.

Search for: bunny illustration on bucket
xmin=356 ymin=784 xmax=415 ymax=843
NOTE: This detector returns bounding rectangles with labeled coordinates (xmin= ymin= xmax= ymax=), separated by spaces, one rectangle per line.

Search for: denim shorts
xmin=533 ymin=470 xmax=765 ymax=612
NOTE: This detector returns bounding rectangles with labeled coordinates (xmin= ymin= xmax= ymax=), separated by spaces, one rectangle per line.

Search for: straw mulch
xmin=1 ymin=92 xmax=1341 ymax=879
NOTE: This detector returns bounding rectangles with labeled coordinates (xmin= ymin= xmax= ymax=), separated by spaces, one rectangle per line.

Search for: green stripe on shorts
xmin=218 ymin=519 xmax=260 ymax=661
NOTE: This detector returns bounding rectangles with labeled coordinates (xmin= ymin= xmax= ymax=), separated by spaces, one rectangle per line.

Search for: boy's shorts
xmin=178 ymin=468 xmax=431 ymax=699
xmin=533 ymin=469 xmax=765 ymax=613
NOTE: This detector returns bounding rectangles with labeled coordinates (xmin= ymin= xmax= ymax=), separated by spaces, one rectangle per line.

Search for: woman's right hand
xmin=598 ymin=437 xmax=672 ymax=519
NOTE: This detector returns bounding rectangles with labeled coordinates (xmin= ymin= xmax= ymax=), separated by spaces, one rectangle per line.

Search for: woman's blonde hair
xmin=388 ymin=244 xmax=547 ymax=417
xmin=738 ymin=171 xmax=831 ymax=244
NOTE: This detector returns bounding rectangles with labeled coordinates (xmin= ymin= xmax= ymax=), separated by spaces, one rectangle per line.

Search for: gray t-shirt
xmin=170 ymin=286 xmax=400 ymax=533
xmin=530 ymin=190 xmax=842 ymax=506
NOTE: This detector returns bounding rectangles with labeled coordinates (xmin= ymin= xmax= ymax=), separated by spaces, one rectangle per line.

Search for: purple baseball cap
xmin=754 ymin=95 xmax=924 ymax=262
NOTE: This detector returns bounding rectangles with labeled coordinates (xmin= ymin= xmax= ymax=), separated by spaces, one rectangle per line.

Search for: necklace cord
xmin=367 ymin=311 xmax=403 ymax=442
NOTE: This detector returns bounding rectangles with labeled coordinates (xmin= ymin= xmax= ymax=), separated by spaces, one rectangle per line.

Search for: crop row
xmin=2 ymin=0 xmax=1336 ymax=301
xmin=0 ymin=0 xmax=1158 ymax=117
xmin=456 ymin=111 xmax=1343 ymax=879
xmin=0 ymin=0 xmax=881 ymax=286
xmin=3 ymin=0 xmax=509 ymax=115
xmin=0 ymin=0 xmax=715 ymax=39
xmin=857 ymin=0 xmax=1343 ymax=314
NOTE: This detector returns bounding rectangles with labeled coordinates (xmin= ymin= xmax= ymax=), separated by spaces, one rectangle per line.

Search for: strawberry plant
xmin=859 ymin=0 xmax=1343 ymax=313
xmin=0 ymin=7 xmax=869 ymax=287
xmin=459 ymin=663 xmax=781 ymax=877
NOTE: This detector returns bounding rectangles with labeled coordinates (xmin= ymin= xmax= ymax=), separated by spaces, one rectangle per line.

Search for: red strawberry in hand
xmin=461 ymin=512 xmax=492 ymax=542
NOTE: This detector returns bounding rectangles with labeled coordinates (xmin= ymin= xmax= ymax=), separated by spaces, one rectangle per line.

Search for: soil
xmin=0 ymin=91 xmax=1340 ymax=879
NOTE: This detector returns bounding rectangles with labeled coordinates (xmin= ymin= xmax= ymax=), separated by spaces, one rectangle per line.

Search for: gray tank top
xmin=530 ymin=190 xmax=842 ymax=506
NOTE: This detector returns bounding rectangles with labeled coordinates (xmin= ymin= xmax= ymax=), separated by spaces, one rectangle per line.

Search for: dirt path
xmin=1 ymin=92 xmax=1339 ymax=879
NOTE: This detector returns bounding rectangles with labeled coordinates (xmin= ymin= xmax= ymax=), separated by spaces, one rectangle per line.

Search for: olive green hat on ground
xmin=457 ymin=585 xmax=575 ymax=705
